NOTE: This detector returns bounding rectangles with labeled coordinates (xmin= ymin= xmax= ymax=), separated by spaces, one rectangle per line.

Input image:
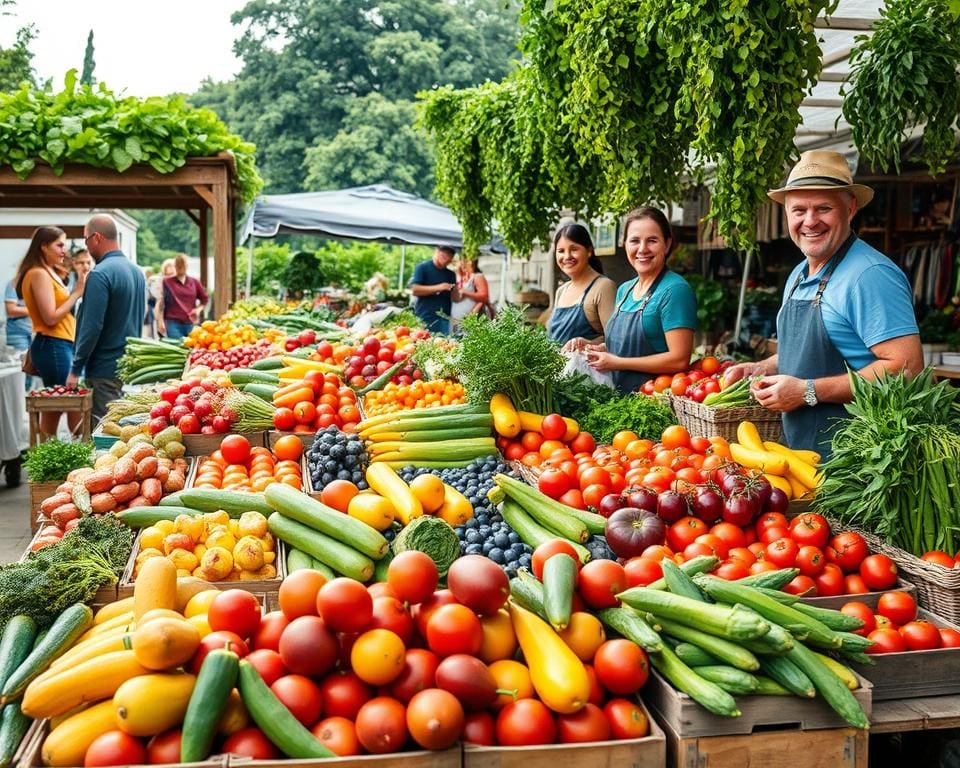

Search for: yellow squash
xmin=76 ymin=611 xmax=134 ymax=643
xmin=93 ymin=596 xmax=135 ymax=625
xmin=729 ymin=443 xmax=788 ymax=476
xmin=736 ymin=421 xmax=766 ymax=452
xmin=365 ymin=463 xmax=422 ymax=525
xmin=42 ymin=700 xmax=117 ymax=767
xmin=490 ymin=393 xmax=520 ymax=438
xmin=134 ymin=556 xmax=177 ymax=621
xmin=763 ymin=442 xmax=821 ymax=488
xmin=436 ymin=483 xmax=474 ymax=527
xmin=48 ymin=630 xmax=132 ymax=674
xmin=508 ymin=601 xmax=590 ymax=714
xmin=113 ymin=672 xmax=196 ymax=737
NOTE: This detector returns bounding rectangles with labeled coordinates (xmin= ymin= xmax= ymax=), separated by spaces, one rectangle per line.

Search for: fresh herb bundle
xmin=24 ymin=439 xmax=94 ymax=483
xmin=552 ymin=373 xmax=619 ymax=423
xmin=579 ymin=394 xmax=676 ymax=445
xmin=455 ymin=306 xmax=566 ymax=413
xmin=816 ymin=369 xmax=960 ymax=556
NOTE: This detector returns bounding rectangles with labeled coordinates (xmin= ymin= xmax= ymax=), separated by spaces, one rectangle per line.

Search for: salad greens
xmin=24 ymin=439 xmax=93 ymax=483
xmin=579 ymin=393 xmax=676 ymax=445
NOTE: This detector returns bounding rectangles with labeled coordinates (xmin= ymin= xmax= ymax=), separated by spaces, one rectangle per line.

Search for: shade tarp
xmin=240 ymin=183 xmax=464 ymax=248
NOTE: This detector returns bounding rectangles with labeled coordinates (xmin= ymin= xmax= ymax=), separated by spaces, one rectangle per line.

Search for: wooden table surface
xmin=932 ymin=365 xmax=960 ymax=382
xmin=871 ymin=695 xmax=960 ymax=734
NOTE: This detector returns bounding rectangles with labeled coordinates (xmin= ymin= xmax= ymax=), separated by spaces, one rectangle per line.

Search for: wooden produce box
xmin=800 ymin=579 xmax=917 ymax=610
xmin=27 ymin=480 xmax=60 ymax=535
xmin=656 ymin=715 xmax=867 ymax=768
xmin=850 ymin=607 xmax=960 ymax=701
xmin=6 ymin=710 xmax=44 ymax=768
xmin=182 ymin=431 xmax=266 ymax=457
xmin=642 ymin=668 xmax=872 ymax=739
xmin=224 ymin=746 xmax=461 ymax=768
xmin=463 ymin=701 xmax=664 ymax=768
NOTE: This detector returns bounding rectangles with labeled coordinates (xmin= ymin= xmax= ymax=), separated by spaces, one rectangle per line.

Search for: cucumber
xmin=758 ymin=655 xmax=816 ymax=698
xmin=647 ymin=555 xmax=720 ymax=590
xmin=495 ymin=474 xmax=606 ymax=536
xmin=243 ymin=383 xmax=280 ymax=402
xmin=509 ymin=572 xmax=548 ymax=620
xmin=117 ymin=506 xmax=198 ymax=527
xmin=499 ymin=500 xmax=590 ymax=563
xmin=354 ymin=360 xmax=405 ymax=395
xmin=0 ymin=603 xmax=93 ymax=704
xmin=285 ymin=548 xmax=315 ymax=573
xmin=790 ymin=602 xmax=866 ymax=632
xmin=649 ymin=644 xmax=740 ymax=717
xmin=229 ymin=368 xmax=280 ymax=385
xmin=0 ymin=703 xmax=30 ymax=767
xmin=736 ymin=568 xmax=800 ymax=590
xmin=542 ymin=554 xmax=577 ymax=631
xmin=785 ymin=642 xmax=870 ymax=729
xmin=673 ymin=642 xmax=721 ymax=667
xmin=694 ymin=665 xmax=759 ymax=695
xmin=661 ymin=559 xmax=708 ymax=602
xmin=268 ymin=513 xmax=373 ymax=582
xmin=264 ymin=484 xmax=388 ymax=560
xmin=373 ymin=550 xmax=392 ymax=584
xmin=595 ymin=606 xmax=663 ymax=652
xmin=237 ymin=661 xmax=336 ymax=758
xmin=648 ymin=614 xmax=760 ymax=671
xmin=181 ymin=649 xmax=239 ymax=762
xmin=0 ymin=617 xmax=36 ymax=692
xmin=618 ymin=588 xmax=770 ymax=641
xmin=178 ymin=489 xmax=274 ymax=516
xmin=250 ymin=357 xmax=285 ymax=371
xmin=311 ymin=558 xmax=336 ymax=580
xmin=754 ymin=675 xmax=792 ymax=696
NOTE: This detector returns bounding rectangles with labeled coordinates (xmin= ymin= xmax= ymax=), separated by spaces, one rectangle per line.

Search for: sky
xmin=5 ymin=0 xmax=248 ymax=97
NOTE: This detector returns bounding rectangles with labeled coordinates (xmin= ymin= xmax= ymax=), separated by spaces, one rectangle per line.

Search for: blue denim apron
xmin=777 ymin=237 xmax=856 ymax=457
xmin=547 ymin=275 xmax=603 ymax=346
xmin=605 ymin=270 xmax=669 ymax=394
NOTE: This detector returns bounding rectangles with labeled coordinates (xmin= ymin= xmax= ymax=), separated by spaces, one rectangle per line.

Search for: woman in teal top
xmin=586 ymin=207 xmax=697 ymax=394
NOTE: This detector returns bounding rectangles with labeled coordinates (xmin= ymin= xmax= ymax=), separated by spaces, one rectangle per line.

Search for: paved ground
xmin=0 ymin=477 xmax=33 ymax=564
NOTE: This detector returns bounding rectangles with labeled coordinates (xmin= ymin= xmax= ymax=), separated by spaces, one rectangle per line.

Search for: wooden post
xmin=212 ymin=182 xmax=233 ymax=318
xmin=199 ymin=206 xmax=209 ymax=298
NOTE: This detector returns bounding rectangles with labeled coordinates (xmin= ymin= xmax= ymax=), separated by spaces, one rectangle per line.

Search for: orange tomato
xmin=661 ymin=425 xmax=691 ymax=451
xmin=700 ymin=356 xmax=720 ymax=375
xmin=612 ymin=431 xmax=639 ymax=452
xmin=538 ymin=439 xmax=566 ymax=459
xmin=582 ymin=483 xmax=609 ymax=511
xmin=689 ymin=436 xmax=711 ymax=454
xmin=653 ymin=375 xmax=673 ymax=393
xmin=521 ymin=452 xmax=542 ymax=468
xmin=351 ymin=629 xmax=406 ymax=686
xmin=274 ymin=435 xmax=304 ymax=462
xmin=338 ymin=404 xmax=360 ymax=424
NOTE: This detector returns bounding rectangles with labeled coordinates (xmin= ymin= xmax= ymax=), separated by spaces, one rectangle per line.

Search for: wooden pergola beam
xmin=814 ymin=17 xmax=876 ymax=31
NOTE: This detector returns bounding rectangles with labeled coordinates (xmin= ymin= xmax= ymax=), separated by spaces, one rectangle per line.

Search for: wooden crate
xmin=642 ymin=668 xmax=872 ymax=739
xmin=223 ymin=746 xmax=461 ymax=768
xmin=463 ymin=701 xmax=664 ymax=768
xmin=182 ymin=431 xmax=266 ymax=457
xmin=658 ymin=715 xmax=867 ymax=768
xmin=27 ymin=480 xmax=60 ymax=534
xmin=850 ymin=608 xmax=960 ymax=700
xmin=7 ymin=711 xmax=43 ymax=768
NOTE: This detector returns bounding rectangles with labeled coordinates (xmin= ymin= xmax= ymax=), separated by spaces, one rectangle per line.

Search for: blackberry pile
xmin=308 ymin=426 xmax=369 ymax=491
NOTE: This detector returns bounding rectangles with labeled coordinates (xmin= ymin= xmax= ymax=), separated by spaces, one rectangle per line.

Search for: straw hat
xmin=767 ymin=150 xmax=874 ymax=207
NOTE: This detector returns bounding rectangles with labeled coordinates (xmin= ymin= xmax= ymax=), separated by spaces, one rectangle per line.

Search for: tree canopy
xmin=0 ymin=0 xmax=37 ymax=91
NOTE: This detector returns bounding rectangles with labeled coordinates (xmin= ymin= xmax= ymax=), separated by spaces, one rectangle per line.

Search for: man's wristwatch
xmin=803 ymin=379 xmax=818 ymax=407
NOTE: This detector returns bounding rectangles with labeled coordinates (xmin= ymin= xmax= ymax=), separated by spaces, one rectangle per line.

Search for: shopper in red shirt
xmin=156 ymin=254 xmax=209 ymax=339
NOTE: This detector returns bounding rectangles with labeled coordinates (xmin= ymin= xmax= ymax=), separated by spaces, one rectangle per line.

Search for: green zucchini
xmin=758 ymin=655 xmax=816 ymax=698
xmin=177 ymin=489 xmax=274 ymax=516
xmin=0 ymin=703 xmax=30 ymax=767
xmin=736 ymin=568 xmax=800 ymax=590
xmin=499 ymin=500 xmax=590 ymax=563
xmin=237 ymin=661 xmax=336 ymax=758
xmin=694 ymin=575 xmax=841 ymax=649
xmin=264 ymin=483 xmax=388 ymax=560
xmin=647 ymin=555 xmax=720 ymax=590
xmin=285 ymin=548 xmax=315 ymax=573
xmin=250 ymin=357 xmax=285 ymax=370
xmin=0 ymin=603 xmax=93 ymax=704
xmin=181 ymin=649 xmax=239 ymax=762
xmin=373 ymin=550 xmax=392 ymax=584
xmin=595 ymin=606 xmax=663 ymax=652
xmin=754 ymin=675 xmax=792 ymax=696
xmin=673 ymin=642 xmax=721 ymax=667
xmin=617 ymin=588 xmax=770 ymax=641
xmin=509 ymin=572 xmax=548 ymax=620
xmin=785 ymin=642 xmax=870 ymax=729
xmin=647 ymin=614 xmax=760 ymax=671
xmin=268 ymin=513 xmax=373 ymax=582
xmin=649 ymin=645 xmax=740 ymax=717
xmin=495 ymin=474 xmax=606 ymax=535
xmin=694 ymin=665 xmax=759 ymax=695
xmin=661 ymin=559 xmax=708 ymax=602
xmin=742 ymin=621 xmax=795 ymax=655
xmin=0 ymin=617 xmax=36 ymax=692
xmin=117 ymin=506 xmax=198 ymax=527
xmin=542 ymin=554 xmax=577 ymax=631
xmin=243 ymin=383 xmax=280 ymax=402
xmin=789 ymin=602 xmax=866 ymax=632
xmin=229 ymin=368 xmax=281 ymax=385
xmin=756 ymin=587 xmax=799 ymax=604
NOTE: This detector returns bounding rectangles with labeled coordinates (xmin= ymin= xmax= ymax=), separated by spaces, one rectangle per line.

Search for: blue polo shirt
xmin=410 ymin=259 xmax=457 ymax=334
xmin=613 ymin=271 xmax=698 ymax=353
xmin=778 ymin=238 xmax=918 ymax=370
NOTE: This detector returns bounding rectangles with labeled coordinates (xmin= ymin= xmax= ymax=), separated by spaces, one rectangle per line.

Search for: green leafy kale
xmin=552 ymin=373 xmax=620 ymax=423
xmin=579 ymin=394 xmax=676 ymax=445
xmin=24 ymin=439 xmax=94 ymax=483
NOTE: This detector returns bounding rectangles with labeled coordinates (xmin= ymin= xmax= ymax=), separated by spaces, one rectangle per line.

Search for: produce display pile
xmin=10 ymin=300 xmax=960 ymax=766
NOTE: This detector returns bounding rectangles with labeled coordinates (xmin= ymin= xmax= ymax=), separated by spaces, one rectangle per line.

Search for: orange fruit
xmin=612 ymin=431 xmax=639 ymax=452
xmin=274 ymin=435 xmax=304 ymax=462
xmin=408 ymin=474 xmax=446 ymax=514
xmin=320 ymin=480 xmax=360 ymax=514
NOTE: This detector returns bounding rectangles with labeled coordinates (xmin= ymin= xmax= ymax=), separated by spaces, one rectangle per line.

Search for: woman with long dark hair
xmin=546 ymin=224 xmax=617 ymax=351
xmin=585 ymin=208 xmax=696 ymax=394
xmin=14 ymin=226 xmax=86 ymax=439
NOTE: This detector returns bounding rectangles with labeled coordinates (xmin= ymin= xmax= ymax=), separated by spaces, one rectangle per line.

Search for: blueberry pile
xmin=397 ymin=456 xmax=533 ymax=577
xmin=308 ymin=426 xmax=369 ymax=491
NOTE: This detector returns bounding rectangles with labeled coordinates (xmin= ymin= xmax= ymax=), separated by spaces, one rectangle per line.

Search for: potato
xmin=127 ymin=444 xmax=155 ymax=463
xmin=136 ymin=456 xmax=159 ymax=481
xmin=109 ymin=440 xmax=129 ymax=458
xmin=141 ymin=478 xmax=163 ymax=505
xmin=162 ymin=471 xmax=185 ymax=494
xmin=90 ymin=492 xmax=117 ymax=514
xmin=83 ymin=469 xmax=115 ymax=494
xmin=112 ymin=457 xmax=137 ymax=484
xmin=110 ymin=481 xmax=140 ymax=504
xmin=41 ymin=492 xmax=73 ymax=515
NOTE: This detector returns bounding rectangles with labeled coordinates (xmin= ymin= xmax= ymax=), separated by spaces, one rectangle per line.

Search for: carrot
xmin=272 ymin=386 xmax=315 ymax=409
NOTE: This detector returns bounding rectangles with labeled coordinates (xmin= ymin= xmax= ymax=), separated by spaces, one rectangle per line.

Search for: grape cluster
xmin=308 ymin=426 xmax=369 ymax=491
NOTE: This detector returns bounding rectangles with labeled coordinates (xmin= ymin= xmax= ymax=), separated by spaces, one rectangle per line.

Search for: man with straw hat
xmin=725 ymin=150 xmax=922 ymax=456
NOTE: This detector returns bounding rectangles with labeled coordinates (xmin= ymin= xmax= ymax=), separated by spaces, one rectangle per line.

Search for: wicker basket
xmin=669 ymin=395 xmax=783 ymax=442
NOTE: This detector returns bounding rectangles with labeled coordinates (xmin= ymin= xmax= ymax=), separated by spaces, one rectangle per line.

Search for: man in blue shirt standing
xmin=409 ymin=246 xmax=461 ymax=335
xmin=725 ymin=151 xmax=923 ymax=456
xmin=67 ymin=214 xmax=146 ymax=421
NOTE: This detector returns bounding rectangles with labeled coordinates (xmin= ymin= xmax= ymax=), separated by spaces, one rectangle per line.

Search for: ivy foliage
xmin=843 ymin=0 xmax=960 ymax=175
xmin=420 ymin=0 xmax=834 ymax=254
xmin=0 ymin=70 xmax=262 ymax=201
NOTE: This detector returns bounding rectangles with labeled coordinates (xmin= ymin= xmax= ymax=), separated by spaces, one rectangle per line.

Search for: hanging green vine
xmin=0 ymin=70 xmax=263 ymax=201
xmin=843 ymin=0 xmax=960 ymax=175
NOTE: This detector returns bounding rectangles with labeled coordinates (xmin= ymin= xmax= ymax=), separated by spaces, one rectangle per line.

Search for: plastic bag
xmin=562 ymin=350 xmax=615 ymax=388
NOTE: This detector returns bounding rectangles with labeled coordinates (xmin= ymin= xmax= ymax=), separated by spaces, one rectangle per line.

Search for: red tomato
xmin=900 ymin=620 xmax=942 ymax=651
xmin=412 ymin=590 xmax=458 ymax=639
xmin=219 ymin=435 xmax=251 ymax=466
xmin=208 ymin=590 xmax=262 ymax=640
xmin=788 ymin=513 xmax=831 ymax=549
xmin=503 ymin=443 xmax=525 ymax=461
xmin=727 ymin=547 xmax=756 ymax=566
xmin=783 ymin=575 xmax=818 ymax=596
xmin=532 ymin=540 xmax=581 ymax=580
xmin=749 ymin=560 xmax=777 ymax=575
xmin=272 ymin=407 xmax=296 ymax=431
xmin=318 ymin=578 xmax=373 ymax=633
xmin=940 ymin=628 xmax=960 ymax=648
xmin=814 ymin=563 xmax=845 ymax=596
xmin=495 ymin=699 xmax=556 ymax=746
xmin=624 ymin=557 xmax=663 ymax=587
xmin=321 ymin=670 xmax=374 ymax=719
xmin=876 ymin=591 xmax=917 ymax=626
xmin=682 ymin=542 xmax=716 ymax=561
xmin=245 ymin=649 xmax=287 ymax=686
xmin=252 ymin=611 xmax=289 ymax=652
xmin=603 ymin=698 xmax=650 ymax=740
xmin=368 ymin=597 xmax=415 ymax=645
xmin=709 ymin=522 xmax=746 ymax=551
xmin=694 ymin=533 xmax=729 ymax=560
xmin=666 ymin=517 xmax=709 ymax=552
xmin=593 ymin=639 xmax=649 ymax=694
xmin=425 ymin=604 xmax=483 ymax=657
xmin=311 ymin=716 xmax=362 ymax=757
xmin=271 ymin=674 xmax=323 ymax=726
xmin=755 ymin=512 xmax=788 ymax=533
xmin=875 ymin=614 xmax=898 ymax=631
xmin=826 ymin=532 xmax=869 ymax=573
xmin=461 ymin=711 xmax=496 ymax=745
xmin=192 ymin=631 xmax=249 ymax=674
xmin=584 ymin=663 xmax=606 ymax=707
xmin=221 ymin=728 xmax=280 ymax=760
xmin=278 ymin=616 xmax=338 ymax=677
xmin=538 ymin=468 xmax=573 ymax=500
xmin=84 ymin=731 xmax=147 ymax=767
xmin=840 ymin=601 xmax=876 ymax=637
xmin=921 ymin=551 xmax=956 ymax=568
xmin=714 ymin=560 xmax=750 ymax=581
xmin=577 ymin=560 xmax=627 ymax=609
xmin=569 ymin=432 xmax=596 ymax=454
xmin=859 ymin=554 xmax=898 ymax=591
xmin=795 ymin=545 xmax=826 ymax=578
xmin=759 ymin=526 xmax=791 ymax=547
xmin=558 ymin=488 xmax=586 ymax=510
xmin=146 ymin=730 xmax=181 ymax=765
xmin=540 ymin=413 xmax=567 ymax=441
xmin=844 ymin=574 xmax=870 ymax=594
xmin=386 ymin=551 xmax=439 ymax=605
xmin=764 ymin=538 xmax=799 ymax=569
xmin=867 ymin=627 xmax=907 ymax=654
xmin=557 ymin=703 xmax=611 ymax=743
xmin=578 ymin=466 xmax=612 ymax=491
